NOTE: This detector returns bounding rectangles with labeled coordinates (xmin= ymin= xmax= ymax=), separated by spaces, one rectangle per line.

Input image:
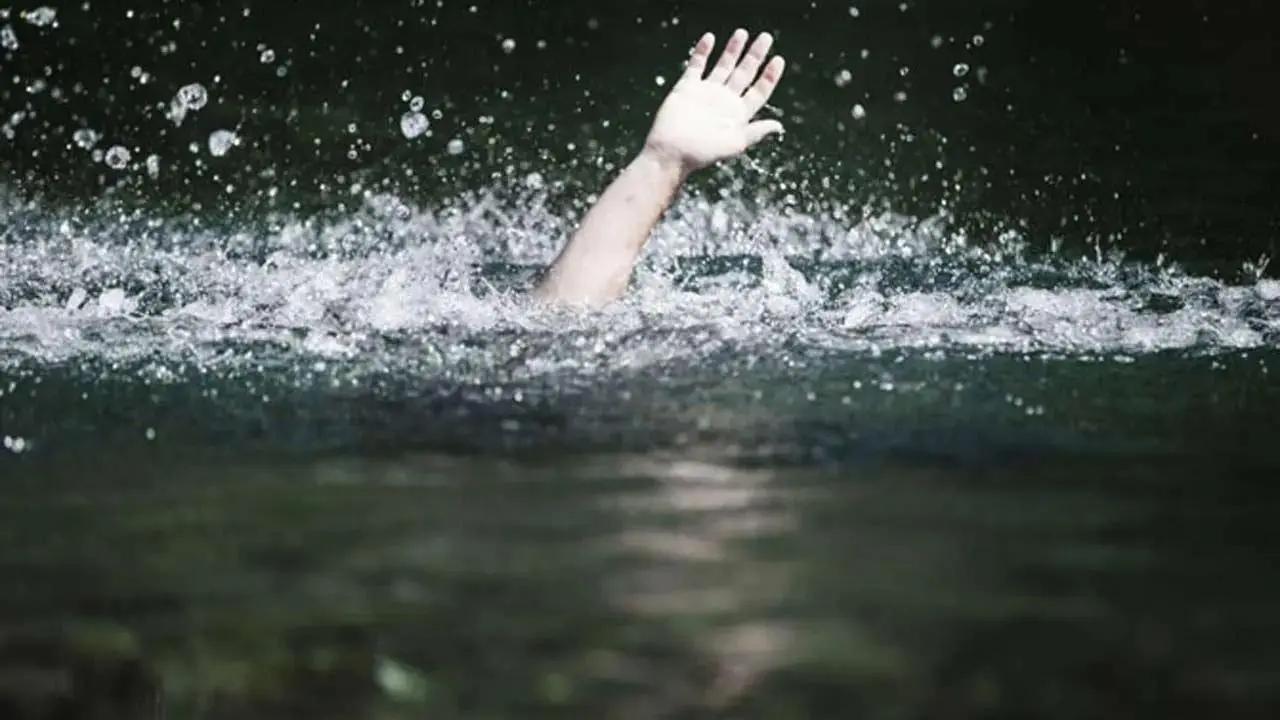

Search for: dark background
xmin=2 ymin=0 xmax=1278 ymax=267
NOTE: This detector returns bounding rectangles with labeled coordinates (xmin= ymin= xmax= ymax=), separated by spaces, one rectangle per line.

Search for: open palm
xmin=645 ymin=30 xmax=787 ymax=172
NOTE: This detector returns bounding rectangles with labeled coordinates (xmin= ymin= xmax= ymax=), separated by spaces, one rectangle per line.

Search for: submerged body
xmin=537 ymin=30 xmax=787 ymax=307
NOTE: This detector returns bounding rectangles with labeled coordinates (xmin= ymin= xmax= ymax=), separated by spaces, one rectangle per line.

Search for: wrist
xmin=637 ymin=144 xmax=692 ymax=184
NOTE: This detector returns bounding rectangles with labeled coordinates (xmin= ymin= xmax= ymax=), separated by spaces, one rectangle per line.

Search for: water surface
xmin=2 ymin=0 xmax=1279 ymax=717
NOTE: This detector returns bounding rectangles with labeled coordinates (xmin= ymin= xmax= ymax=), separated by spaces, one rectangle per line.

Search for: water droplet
xmin=104 ymin=145 xmax=131 ymax=169
xmin=851 ymin=104 xmax=867 ymax=120
xmin=72 ymin=128 xmax=100 ymax=150
xmin=834 ymin=69 xmax=853 ymax=88
xmin=399 ymin=111 xmax=429 ymax=139
xmin=953 ymin=62 xmax=970 ymax=78
xmin=952 ymin=85 xmax=969 ymax=103
xmin=177 ymin=83 xmax=208 ymax=110
xmin=98 ymin=288 xmax=127 ymax=313
xmin=208 ymin=129 xmax=238 ymax=157
xmin=447 ymin=138 xmax=465 ymax=155
xmin=21 ymin=7 xmax=57 ymax=27
xmin=65 ymin=288 xmax=87 ymax=311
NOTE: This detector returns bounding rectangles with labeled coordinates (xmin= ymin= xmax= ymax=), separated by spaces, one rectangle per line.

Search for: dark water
xmin=2 ymin=0 xmax=1280 ymax=717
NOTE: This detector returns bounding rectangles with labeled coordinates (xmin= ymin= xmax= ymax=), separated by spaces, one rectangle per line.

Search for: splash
xmin=1 ymin=183 xmax=1276 ymax=387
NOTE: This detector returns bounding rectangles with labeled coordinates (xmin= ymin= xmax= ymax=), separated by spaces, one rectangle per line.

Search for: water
xmin=2 ymin=1 xmax=1279 ymax=717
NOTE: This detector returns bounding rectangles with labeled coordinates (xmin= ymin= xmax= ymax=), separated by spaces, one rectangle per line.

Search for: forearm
xmin=536 ymin=149 xmax=687 ymax=307
xmin=535 ymin=29 xmax=785 ymax=308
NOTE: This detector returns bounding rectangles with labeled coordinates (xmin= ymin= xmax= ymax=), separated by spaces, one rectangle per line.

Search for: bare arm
xmin=536 ymin=30 xmax=787 ymax=307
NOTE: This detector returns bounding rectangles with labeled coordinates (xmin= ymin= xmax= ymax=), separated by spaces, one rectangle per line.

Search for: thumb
xmin=745 ymin=120 xmax=785 ymax=147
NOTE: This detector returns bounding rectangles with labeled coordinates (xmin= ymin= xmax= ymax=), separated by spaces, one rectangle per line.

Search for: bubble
xmin=400 ymin=111 xmax=429 ymax=139
xmin=834 ymin=69 xmax=853 ymax=88
xmin=848 ymin=6 xmax=861 ymax=18
xmin=208 ymin=129 xmax=239 ymax=157
xmin=145 ymin=154 xmax=161 ymax=178
xmin=952 ymin=85 xmax=969 ymax=103
xmin=524 ymin=172 xmax=544 ymax=189
xmin=145 ymin=427 xmax=156 ymax=441
xmin=953 ymin=62 xmax=970 ymax=78
xmin=104 ymin=145 xmax=131 ymax=169
xmin=72 ymin=128 xmax=100 ymax=150
xmin=177 ymin=83 xmax=208 ymax=110
xmin=1 ymin=24 xmax=17 ymax=51
xmin=21 ymin=7 xmax=56 ymax=27
xmin=851 ymin=104 xmax=867 ymax=120
xmin=655 ymin=75 xmax=666 ymax=87
xmin=409 ymin=95 xmax=424 ymax=112
xmin=972 ymin=34 xmax=985 ymax=47
xmin=501 ymin=38 xmax=516 ymax=54
xmin=259 ymin=48 xmax=276 ymax=63
xmin=446 ymin=138 xmax=465 ymax=155
xmin=893 ymin=90 xmax=908 ymax=103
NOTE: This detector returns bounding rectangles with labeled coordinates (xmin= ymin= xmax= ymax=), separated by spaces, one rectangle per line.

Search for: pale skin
xmin=536 ymin=29 xmax=788 ymax=307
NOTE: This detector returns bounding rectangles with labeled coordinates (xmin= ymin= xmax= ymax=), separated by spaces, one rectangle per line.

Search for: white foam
xmin=0 ymin=185 xmax=1276 ymax=379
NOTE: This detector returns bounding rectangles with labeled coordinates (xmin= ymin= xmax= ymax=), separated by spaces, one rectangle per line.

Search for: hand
xmin=643 ymin=29 xmax=787 ymax=174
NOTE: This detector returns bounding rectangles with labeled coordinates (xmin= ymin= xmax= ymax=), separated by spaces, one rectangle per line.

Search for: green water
xmin=2 ymin=0 xmax=1279 ymax=717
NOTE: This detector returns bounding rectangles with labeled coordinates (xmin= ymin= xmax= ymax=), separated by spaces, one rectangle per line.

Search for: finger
xmin=727 ymin=32 xmax=774 ymax=94
xmin=743 ymin=56 xmax=786 ymax=115
xmin=745 ymin=120 xmax=785 ymax=147
xmin=707 ymin=28 xmax=749 ymax=84
xmin=681 ymin=32 xmax=716 ymax=83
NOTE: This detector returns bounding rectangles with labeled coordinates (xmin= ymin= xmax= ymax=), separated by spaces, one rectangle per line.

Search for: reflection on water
xmin=4 ymin=441 xmax=1279 ymax=718
xmin=4 ymin=342 xmax=1280 ymax=717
